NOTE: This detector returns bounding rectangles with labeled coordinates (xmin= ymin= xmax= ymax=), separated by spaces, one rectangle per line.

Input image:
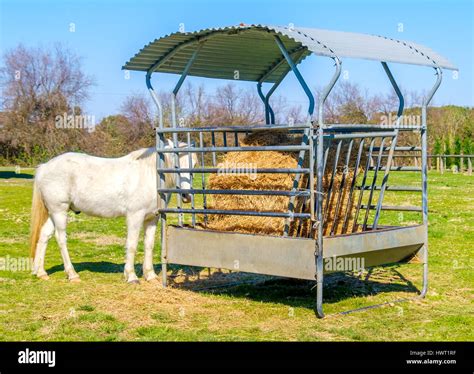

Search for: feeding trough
xmin=123 ymin=24 xmax=457 ymax=317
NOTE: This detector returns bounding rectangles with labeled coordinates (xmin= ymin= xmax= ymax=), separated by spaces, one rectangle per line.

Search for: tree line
xmin=0 ymin=44 xmax=472 ymax=166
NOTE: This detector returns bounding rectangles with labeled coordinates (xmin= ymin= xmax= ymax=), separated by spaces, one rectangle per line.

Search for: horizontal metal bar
xmin=379 ymin=154 xmax=423 ymax=158
xmin=330 ymin=131 xmax=397 ymax=139
xmin=157 ymin=145 xmax=310 ymax=153
xmin=156 ymin=167 xmax=311 ymax=174
xmin=158 ymin=208 xmax=311 ymax=218
xmin=155 ymin=124 xmax=310 ymax=133
xmin=158 ymin=188 xmax=310 ymax=197
xmin=368 ymin=166 xmax=422 ymax=171
xmin=324 ymin=124 xmax=421 ymax=132
xmin=373 ymin=146 xmax=422 ymax=152
xmin=360 ymin=204 xmax=422 ymax=212
xmin=356 ymin=185 xmax=422 ymax=192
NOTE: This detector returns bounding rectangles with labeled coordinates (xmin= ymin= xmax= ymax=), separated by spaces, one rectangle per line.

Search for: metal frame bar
xmin=420 ymin=67 xmax=442 ymax=297
xmin=372 ymin=62 xmax=404 ymax=229
xmin=171 ymin=44 xmax=203 ymax=227
xmin=154 ymin=167 xmax=311 ymax=174
xmin=147 ymin=42 xmax=205 ymax=286
xmin=271 ymin=35 xmax=315 ymax=236
xmin=257 ymin=47 xmax=307 ymax=124
xmin=362 ymin=137 xmax=388 ymax=230
xmin=160 ymin=208 xmax=311 ymax=218
xmin=146 ymin=72 xmax=167 ymax=286
xmin=155 ymin=124 xmax=310 ymax=133
xmin=257 ymin=80 xmax=281 ymax=125
xmin=315 ymin=56 xmax=341 ymax=318
xmin=341 ymin=138 xmax=365 ymax=234
xmin=156 ymin=144 xmax=310 ymax=153
xmin=352 ymin=138 xmax=376 ymax=232
xmin=329 ymin=139 xmax=354 ymax=235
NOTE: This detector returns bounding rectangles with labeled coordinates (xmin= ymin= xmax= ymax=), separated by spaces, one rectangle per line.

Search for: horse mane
xmin=130 ymin=147 xmax=155 ymax=161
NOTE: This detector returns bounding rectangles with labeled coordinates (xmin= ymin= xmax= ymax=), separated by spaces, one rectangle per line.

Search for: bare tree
xmin=1 ymin=43 xmax=93 ymax=122
xmin=0 ymin=43 xmax=94 ymax=163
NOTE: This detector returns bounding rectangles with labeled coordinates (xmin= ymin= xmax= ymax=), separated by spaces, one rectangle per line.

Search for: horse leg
xmin=32 ymin=217 xmax=55 ymax=280
xmin=143 ymin=216 xmax=158 ymax=282
xmin=51 ymin=211 xmax=80 ymax=282
xmin=124 ymin=212 xmax=143 ymax=284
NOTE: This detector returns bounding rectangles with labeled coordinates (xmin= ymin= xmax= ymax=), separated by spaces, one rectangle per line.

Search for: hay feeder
xmin=123 ymin=24 xmax=456 ymax=317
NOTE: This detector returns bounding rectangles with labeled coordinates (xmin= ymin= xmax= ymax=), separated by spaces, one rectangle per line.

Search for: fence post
xmin=436 ymin=155 xmax=440 ymax=171
xmin=460 ymin=152 xmax=464 ymax=172
xmin=440 ymin=156 xmax=444 ymax=174
xmin=468 ymin=157 xmax=472 ymax=176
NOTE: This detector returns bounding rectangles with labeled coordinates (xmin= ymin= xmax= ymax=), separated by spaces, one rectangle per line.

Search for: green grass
xmin=0 ymin=169 xmax=472 ymax=341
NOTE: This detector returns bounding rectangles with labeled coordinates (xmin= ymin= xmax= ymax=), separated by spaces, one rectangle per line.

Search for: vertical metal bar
xmin=257 ymin=72 xmax=287 ymax=125
xmin=273 ymin=36 xmax=315 ymax=236
xmin=199 ymin=131 xmax=208 ymax=226
xmin=222 ymin=131 xmax=227 ymax=148
xmin=157 ymin=132 xmax=167 ymax=287
xmin=171 ymin=44 xmax=203 ymax=227
xmin=373 ymin=62 xmax=404 ymax=230
xmin=171 ymin=112 xmax=183 ymax=227
xmin=309 ymin=126 xmax=315 ymax=221
xmin=284 ymin=128 xmax=310 ymax=236
xmin=146 ymin=45 xmax=203 ymax=287
xmin=257 ymin=82 xmax=271 ymax=124
xmin=159 ymin=212 xmax=167 ymax=287
xmin=211 ymin=131 xmax=217 ymax=166
xmin=341 ymin=138 xmax=365 ymax=234
xmin=146 ymin=73 xmax=163 ymax=129
xmin=352 ymin=138 xmax=376 ymax=232
xmin=372 ymin=132 xmax=398 ymax=229
xmin=420 ymin=67 xmax=442 ymax=298
xmin=146 ymin=72 xmax=167 ymax=287
xmin=362 ymin=137 xmax=387 ymax=230
xmin=315 ymin=123 xmax=325 ymax=318
xmin=187 ymin=132 xmax=196 ymax=227
xmin=376 ymin=63 xmax=402 ymax=220
xmin=330 ymin=139 xmax=353 ymax=235
xmin=323 ymin=140 xmax=342 ymax=234
xmin=315 ymin=56 xmax=341 ymax=318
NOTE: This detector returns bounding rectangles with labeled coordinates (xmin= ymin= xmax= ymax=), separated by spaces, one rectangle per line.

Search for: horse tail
xmin=29 ymin=177 xmax=49 ymax=258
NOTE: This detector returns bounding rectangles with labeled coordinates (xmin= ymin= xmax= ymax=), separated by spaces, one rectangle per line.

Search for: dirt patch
xmin=70 ymin=232 xmax=124 ymax=247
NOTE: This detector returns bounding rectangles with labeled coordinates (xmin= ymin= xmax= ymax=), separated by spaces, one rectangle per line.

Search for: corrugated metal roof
xmin=123 ymin=24 xmax=457 ymax=82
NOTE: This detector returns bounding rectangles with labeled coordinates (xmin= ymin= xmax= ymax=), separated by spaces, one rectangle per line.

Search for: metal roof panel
xmin=123 ymin=24 xmax=457 ymax=82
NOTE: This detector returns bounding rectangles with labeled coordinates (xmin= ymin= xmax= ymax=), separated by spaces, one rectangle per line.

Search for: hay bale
xmin=203 ymin=131 xmax=364 ymax=237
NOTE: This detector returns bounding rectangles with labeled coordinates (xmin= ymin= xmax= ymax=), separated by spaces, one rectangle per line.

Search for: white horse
xmin=29 ymin=140 xmax=197 ymax=283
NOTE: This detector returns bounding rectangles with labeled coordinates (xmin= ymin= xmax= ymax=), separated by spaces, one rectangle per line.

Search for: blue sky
xmin=0 ymin=0 xmax=472 ymax=120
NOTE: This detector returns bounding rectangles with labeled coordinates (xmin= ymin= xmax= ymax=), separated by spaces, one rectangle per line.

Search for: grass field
xmin=0 ymin=168 xmax=472 ymax=341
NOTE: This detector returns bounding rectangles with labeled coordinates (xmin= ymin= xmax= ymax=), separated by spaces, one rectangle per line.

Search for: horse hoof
xmin=69 ymin=277 xmax=81 ymax=283
xmin=144 ymin=273 xmax=158 ymax=282
xmin=128 ymin=279 xmax=140 ymax=285
xmin=37 ymin=274 xmax=49 ymax=280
